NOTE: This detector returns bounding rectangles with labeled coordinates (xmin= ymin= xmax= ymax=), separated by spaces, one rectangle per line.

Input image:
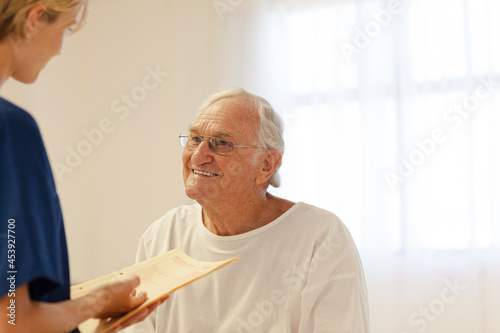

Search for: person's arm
xmin=0 ymin=275 xmax=155 ymax=333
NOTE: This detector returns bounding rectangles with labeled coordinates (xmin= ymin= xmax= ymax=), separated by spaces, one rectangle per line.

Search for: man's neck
xmin=200 ymin=192 xmax=295 ymax=236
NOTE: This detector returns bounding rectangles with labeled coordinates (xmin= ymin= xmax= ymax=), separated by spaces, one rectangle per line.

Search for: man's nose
xmin=191 ymin=140 xmax=214 ymax=163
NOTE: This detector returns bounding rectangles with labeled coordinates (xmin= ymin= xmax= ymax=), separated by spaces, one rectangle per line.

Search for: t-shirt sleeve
xmin=298 ymin=220 xmax=370 ymax=333
xmin=0 ymin=105 xmax=70 ymax=302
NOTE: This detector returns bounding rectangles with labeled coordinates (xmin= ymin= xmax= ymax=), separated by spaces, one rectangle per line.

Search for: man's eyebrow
xmin=215 ymin=131 xmax=234 ymax=138
xmin=188 ymin=126 xmax=234 ymax=138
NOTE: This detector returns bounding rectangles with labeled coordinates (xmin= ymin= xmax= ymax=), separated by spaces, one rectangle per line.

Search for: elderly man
xmin=127 ymin=88 xmax=369 ymax=332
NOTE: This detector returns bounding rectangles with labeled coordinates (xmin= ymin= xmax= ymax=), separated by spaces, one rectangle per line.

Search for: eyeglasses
xmin=179 ymin=133 xmax=261 ymax=156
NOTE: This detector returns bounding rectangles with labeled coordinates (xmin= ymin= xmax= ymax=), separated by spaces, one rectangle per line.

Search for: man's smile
xmin=193 ymin=169 xmax=219 ymax=177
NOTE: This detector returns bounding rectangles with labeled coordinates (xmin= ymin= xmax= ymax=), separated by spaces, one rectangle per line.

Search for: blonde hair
xmin=0 ymin=0 xmax=88 ymax=41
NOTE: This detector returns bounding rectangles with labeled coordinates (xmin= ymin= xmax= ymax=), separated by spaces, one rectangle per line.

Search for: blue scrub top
xmin=0 ymin=97 xmax=76 ymax=329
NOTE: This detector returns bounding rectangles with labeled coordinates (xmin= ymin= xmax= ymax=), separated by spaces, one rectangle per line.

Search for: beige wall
xmin=2 ymin=0 xmax=241 ymax=283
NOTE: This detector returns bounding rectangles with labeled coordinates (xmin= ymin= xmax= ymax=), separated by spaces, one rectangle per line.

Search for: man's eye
xmin=217 ymin=139 xmax=230 ymax=146
xmin=191 ymin=136 xmax=203 ymax=143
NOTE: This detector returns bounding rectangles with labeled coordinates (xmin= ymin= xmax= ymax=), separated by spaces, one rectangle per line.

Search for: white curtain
xmin=218 ymin=0 xmax=500 ymax=332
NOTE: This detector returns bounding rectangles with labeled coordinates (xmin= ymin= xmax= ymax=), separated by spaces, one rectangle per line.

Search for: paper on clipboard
xmin=71 ymin=248 xmax=239 ymax=333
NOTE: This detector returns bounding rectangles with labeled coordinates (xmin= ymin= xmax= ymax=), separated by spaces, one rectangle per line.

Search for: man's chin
xmin=184 ymin=187 xmax=203 ymax=201
xmin=185 ymin=186 xmax=216 ymax=202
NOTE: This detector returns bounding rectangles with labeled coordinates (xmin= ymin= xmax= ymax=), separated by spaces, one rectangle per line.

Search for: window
xmin=249 ymin=0 xmax=500 ymax=252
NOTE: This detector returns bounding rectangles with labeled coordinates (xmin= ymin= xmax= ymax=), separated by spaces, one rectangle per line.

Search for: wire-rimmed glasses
xmin=179 ymin=133 xmax=261 ymax=156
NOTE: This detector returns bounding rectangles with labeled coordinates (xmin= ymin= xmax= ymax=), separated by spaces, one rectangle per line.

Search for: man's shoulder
xmin=289 ymin=201 xmax=343 ymax=227
xmin=284 ymin=202 xmax=354 ymax=242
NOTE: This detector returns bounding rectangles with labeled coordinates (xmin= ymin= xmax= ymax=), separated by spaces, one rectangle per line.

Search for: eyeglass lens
xmin=181 ymin=135 xmax=234 ymax=155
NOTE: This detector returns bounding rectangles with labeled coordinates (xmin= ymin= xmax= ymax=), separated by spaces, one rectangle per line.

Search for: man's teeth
xmin=194 ymin=170 xmax=217 ymax=177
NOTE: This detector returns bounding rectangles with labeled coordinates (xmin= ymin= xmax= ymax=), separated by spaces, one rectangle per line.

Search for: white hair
xmin=198 ymin=88 xmax=285 ymax=187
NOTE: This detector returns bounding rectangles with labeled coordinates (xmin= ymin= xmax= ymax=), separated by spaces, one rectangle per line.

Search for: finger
xmin=117 ymin=275 xmax=141 ymax=297
xmin=145 ymin=301 xmax=160 ymax=311
xmin=125 ymin=275 xmax=141 ymax=289
xmin=130 ymin=291 xmax=148 ymax=308
xmin=117 ymin=308 xmax=151 ymax=329
xmin=154 ymin=295 xmax=169 ymax=307
xmin=143 ymin=296 xmax=168 ymax=313
xmin=134 ymin=291 xmax=147 ymax=301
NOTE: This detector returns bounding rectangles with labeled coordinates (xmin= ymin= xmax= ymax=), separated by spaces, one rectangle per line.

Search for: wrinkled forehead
xmin=192 ymin=98 xmax=260 ymax=139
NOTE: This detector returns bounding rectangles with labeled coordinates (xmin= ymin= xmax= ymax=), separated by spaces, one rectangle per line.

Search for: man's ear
xmin=25 ymin=5 xmax=48 ymax=37
xmin=256 ymin=149 xmax=282 ymax=185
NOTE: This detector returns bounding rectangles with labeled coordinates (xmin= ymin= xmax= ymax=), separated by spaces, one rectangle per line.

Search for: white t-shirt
xmin=125 ymin=202 xmax=369 ymax=333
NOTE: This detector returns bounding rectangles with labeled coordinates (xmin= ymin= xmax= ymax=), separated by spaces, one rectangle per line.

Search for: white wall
xmin=2 ymin=0 xmax=240 ymax=283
